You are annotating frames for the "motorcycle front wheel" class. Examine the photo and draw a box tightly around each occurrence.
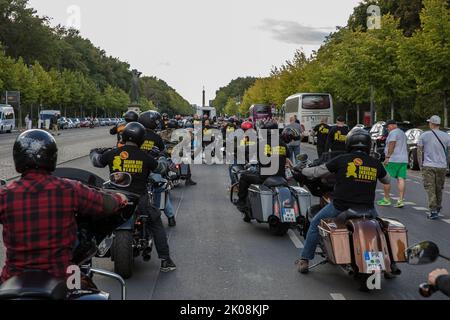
[113,230,134,279]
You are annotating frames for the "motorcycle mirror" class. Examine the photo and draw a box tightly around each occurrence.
[405,241,440,265]
[297,154,308,162]
[109,172,132,188]
[0,179,6,186]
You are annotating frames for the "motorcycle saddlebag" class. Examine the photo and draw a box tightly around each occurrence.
[318,219,352,265]
[290,186,312,217]
[248,185,273,222]
[378,218,408,262]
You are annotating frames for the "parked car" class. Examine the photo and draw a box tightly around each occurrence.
[70,118,81,128]
[58,117,69,130]
[66,118,75,129]
[405,128,423,170]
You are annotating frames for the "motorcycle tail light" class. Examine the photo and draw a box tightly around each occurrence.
[294,202,299,215]
[274,201,280,217]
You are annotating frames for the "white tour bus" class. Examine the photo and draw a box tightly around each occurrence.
[284,93,334,143]
[0,104,15,133]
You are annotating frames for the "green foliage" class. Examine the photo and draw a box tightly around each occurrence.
[0,0,190,119]
[241,0,450,125]
[140,76,191,116]
[211,77,257,114]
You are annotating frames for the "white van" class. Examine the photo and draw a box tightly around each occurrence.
[39,110,61,130]
[0,105,15,133]
[196,106,216,119]
[283,93,334,142]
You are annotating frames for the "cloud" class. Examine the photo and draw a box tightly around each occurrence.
[158,61,171,67]
[259,19,333,45]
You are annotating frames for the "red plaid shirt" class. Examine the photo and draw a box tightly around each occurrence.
[0,170,121,282]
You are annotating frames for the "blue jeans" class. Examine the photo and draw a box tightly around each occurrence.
[153,187,175,219]
[301,203,378,260]
[289,145,301,165]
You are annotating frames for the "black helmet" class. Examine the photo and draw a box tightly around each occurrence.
[123,110,139,123]
[13,129,58,173]
[185,122,194,129]
[346,129,371,154]
[281,127,301,144]
[162,113,169,119]
[168,119,179,129]
[139,110,161,130]
[122,122,146,147]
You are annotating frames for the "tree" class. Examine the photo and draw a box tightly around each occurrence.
[211,77,257,113]
[400,0,450,126]
[224,97,239,116]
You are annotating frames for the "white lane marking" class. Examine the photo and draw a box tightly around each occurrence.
[330,293,346,300]
[413,207,429,211]
[444,191,450,195]
[404,202,416,206]
[443,219,450,224]
[288,229,304,249]
[376,189,383,192]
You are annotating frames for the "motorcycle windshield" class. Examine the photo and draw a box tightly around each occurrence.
[53,167,106,187]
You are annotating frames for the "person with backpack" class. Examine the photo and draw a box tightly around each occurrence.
[417,115,450,220]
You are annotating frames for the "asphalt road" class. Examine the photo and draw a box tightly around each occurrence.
[1,130,449,300]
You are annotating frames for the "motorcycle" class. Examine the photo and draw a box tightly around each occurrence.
[106,173,154,280]
[406,241,450,298]
[0,169,130,300]
[230,163,311,236]
[294,153,409,291]
[55,167,152,280]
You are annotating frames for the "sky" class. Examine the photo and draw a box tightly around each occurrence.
[28,0,362,106]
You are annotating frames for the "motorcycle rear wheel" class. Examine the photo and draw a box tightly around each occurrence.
[269,222,289,236]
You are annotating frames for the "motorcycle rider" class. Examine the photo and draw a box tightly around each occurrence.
[110,110,139,147]
[91,122,177,272]
[161,113,170,130]
[139,111,178,227]
[236,122,293,215]
[228,120,255,185]
[295,129,391,274]
[0,130,128,283]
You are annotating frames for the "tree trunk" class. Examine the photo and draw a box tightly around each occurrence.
[370,85,375,125]
[444,91,448,128]
[390,101,394,120]
[356,105,360,124]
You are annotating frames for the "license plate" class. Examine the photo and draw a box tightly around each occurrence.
[285,168,293,179]
[364,251,385,272]
[283,208,296,223]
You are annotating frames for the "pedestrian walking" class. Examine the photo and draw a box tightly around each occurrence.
[377,120,408,208]
[313,117,330,158]
[417,115,450,220]
[24,114,32,130]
